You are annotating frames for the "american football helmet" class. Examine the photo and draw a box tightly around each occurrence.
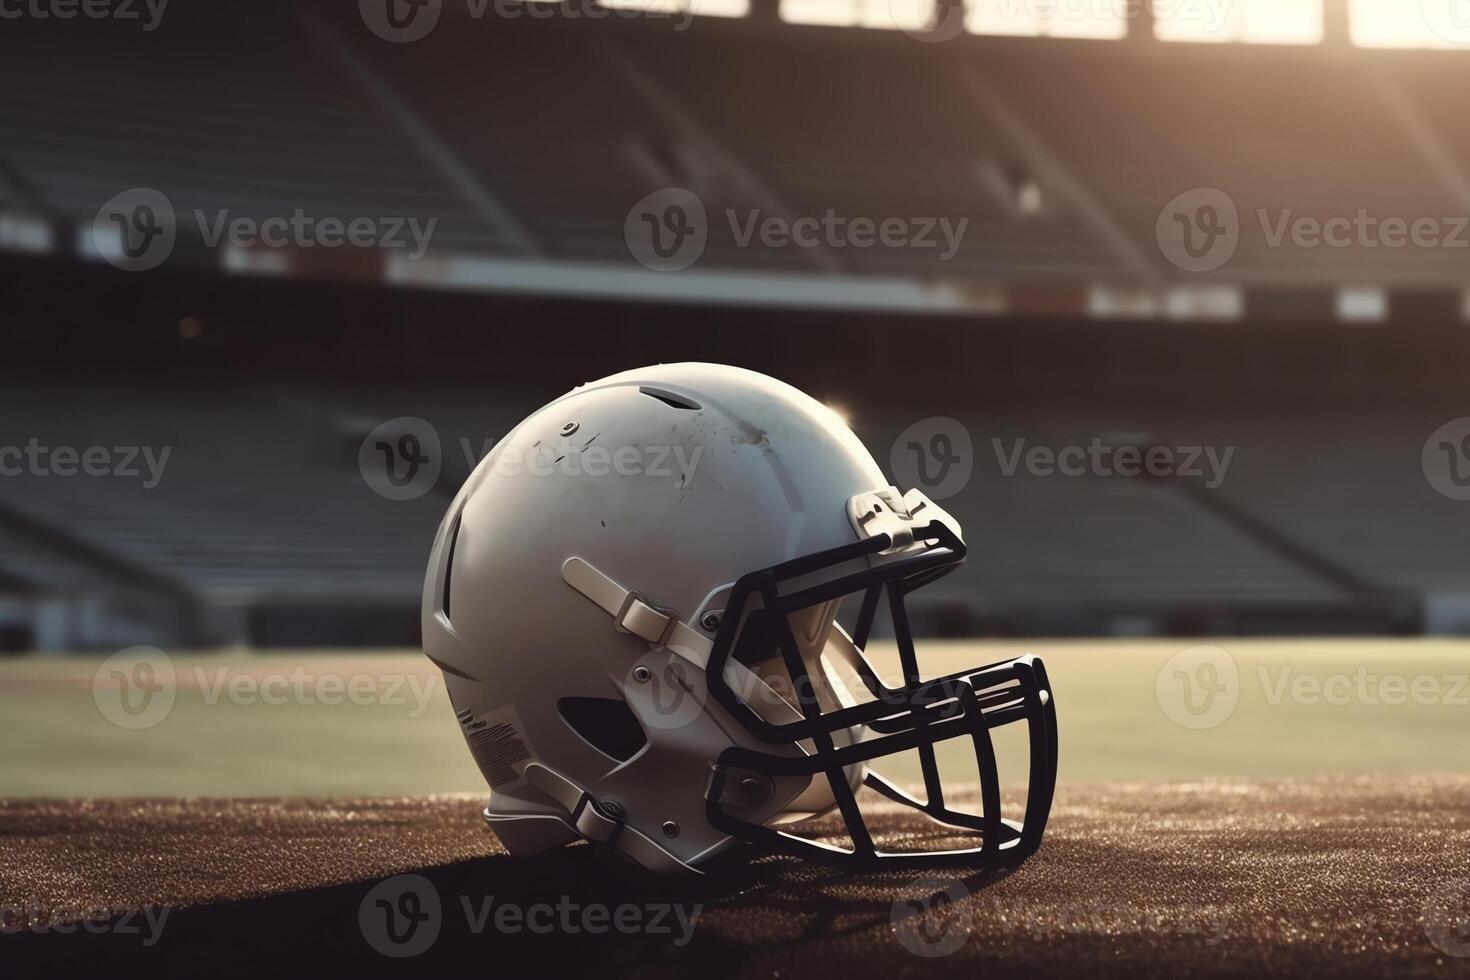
[422,363,1056,872]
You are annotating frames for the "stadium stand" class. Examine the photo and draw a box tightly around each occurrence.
[6,8,1470,297]
[0,372,1446,649]
[3,4,1468,648]
[0,381,447,649]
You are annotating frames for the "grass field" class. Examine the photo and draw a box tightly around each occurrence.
[6,639,1470,978]
[3,638,1468,796]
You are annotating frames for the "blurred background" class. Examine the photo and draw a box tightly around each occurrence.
[2,0,1470,792]
[5,0,1470,651]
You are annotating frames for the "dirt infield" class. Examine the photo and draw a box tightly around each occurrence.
[4,777,1470,978]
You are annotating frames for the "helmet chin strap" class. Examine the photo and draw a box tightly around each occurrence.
[558,555,869,842]
[561,556,712,670]
[517,761,702,874]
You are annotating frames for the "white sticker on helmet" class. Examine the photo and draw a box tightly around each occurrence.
[458,704,533,790]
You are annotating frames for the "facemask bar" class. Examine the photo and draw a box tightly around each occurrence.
[703,520,1058,868]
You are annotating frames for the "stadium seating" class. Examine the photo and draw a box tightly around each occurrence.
[0,379,1449,649]
[2,8,1466,648]
[5,9,1470,292]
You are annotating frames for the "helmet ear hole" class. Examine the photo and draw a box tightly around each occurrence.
[557,697,648,762]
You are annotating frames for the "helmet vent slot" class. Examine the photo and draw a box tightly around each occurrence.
[639,386,701,411]
[557,697,647,762]
[440,513,462,623]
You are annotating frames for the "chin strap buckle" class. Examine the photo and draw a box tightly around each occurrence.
[560,556,712,669]
[562,556,675,645]
[571,794,623,845]
[526,762,622,844]
[611,589,676,646]
[523,761,699,874]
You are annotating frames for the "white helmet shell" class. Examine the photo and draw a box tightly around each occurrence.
[422,363,1056,872]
